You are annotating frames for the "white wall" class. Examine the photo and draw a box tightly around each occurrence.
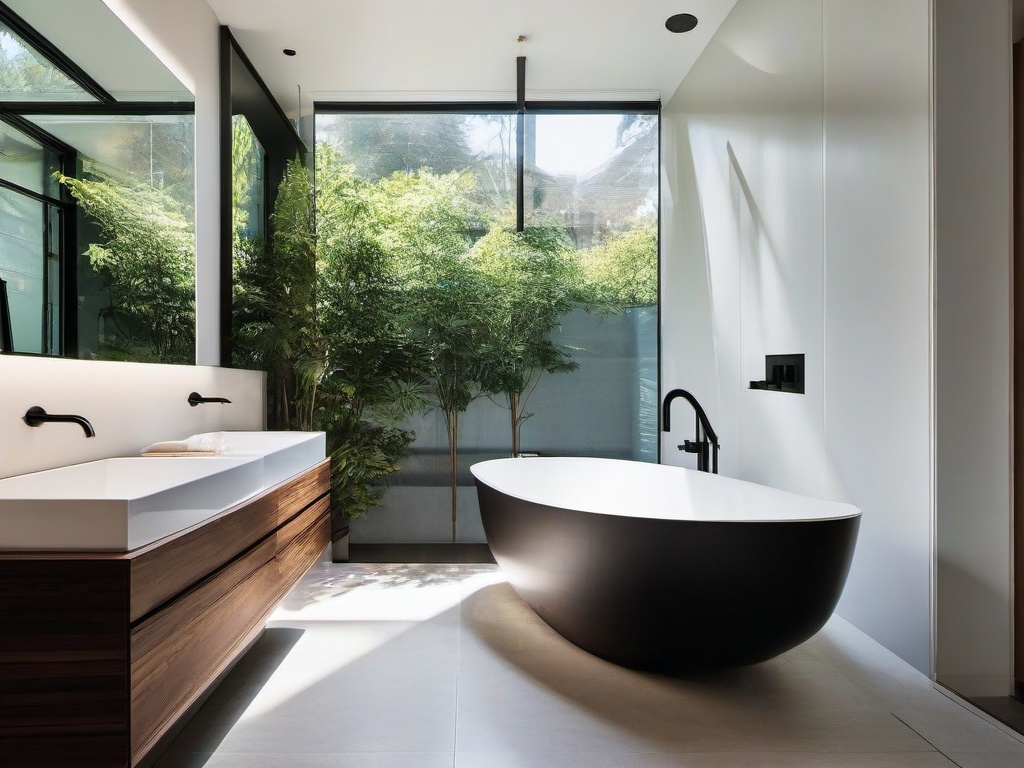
[102,0,223,365]
[663,0,934,673]
[822,0,932,675]
[933,0,1014,697]
[0,357,263,479]
[662,0,828,498]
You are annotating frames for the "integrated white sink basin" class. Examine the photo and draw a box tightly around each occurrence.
[0,457,262,551]
[220,431,327,486]
[0,431,326,552]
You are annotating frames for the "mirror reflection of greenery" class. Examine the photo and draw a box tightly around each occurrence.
[232,155,316,432]
[0,26,89,98]
[232,134,657,530]
[58,167,195,364]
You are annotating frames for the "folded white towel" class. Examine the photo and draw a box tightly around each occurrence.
[141,432,229,456]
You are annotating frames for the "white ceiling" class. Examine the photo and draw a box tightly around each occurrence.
[206,0,738,114]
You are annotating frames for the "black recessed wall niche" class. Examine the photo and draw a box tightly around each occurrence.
[750,353,806,394]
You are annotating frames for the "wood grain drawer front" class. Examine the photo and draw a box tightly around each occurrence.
[0,560,130,767]
[129,497,329,764]
[130,460,330,621]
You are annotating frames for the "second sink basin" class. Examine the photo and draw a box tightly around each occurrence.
[219,431,327,486]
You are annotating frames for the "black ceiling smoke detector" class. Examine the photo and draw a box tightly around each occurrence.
[665,13,699,33]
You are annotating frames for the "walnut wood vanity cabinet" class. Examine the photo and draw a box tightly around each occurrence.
[0,459,331,767]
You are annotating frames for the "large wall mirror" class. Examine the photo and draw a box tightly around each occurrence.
[220,28,307,425]
[0,0,196,363]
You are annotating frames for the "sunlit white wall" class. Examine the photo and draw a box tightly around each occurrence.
[662,0,933,673]
[0,356,264,479]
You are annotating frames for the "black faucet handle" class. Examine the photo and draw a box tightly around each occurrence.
[679,440,702,454]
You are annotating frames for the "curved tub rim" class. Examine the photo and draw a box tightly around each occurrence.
[470,456,862,524]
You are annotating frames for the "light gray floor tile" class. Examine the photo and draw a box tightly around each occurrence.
[945,753,1024,768]
[159,752,454,768]
[456,581,931,753]
[157,563,1024,766]
[455,752,960,768]
[892,704,1024,754]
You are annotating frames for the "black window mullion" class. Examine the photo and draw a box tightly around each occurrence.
[0,176,67,208]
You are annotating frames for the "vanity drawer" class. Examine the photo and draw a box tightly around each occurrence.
[129,459,330,621]
[129,494,329,763]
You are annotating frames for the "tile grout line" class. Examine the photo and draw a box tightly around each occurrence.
[453,575,462,768]
[890,713,965,767]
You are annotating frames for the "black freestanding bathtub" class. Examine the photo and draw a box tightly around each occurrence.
[471,457,861,673]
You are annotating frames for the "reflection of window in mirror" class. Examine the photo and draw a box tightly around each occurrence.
[232,115,266,244]
[0,0,195,364]
[0,120,65,355]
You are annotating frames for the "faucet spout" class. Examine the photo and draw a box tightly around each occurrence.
[23,406,96,438]
[188,392,232,407]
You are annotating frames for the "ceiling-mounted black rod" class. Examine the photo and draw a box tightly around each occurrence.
[517,56,526,111]
[516,54,526,232]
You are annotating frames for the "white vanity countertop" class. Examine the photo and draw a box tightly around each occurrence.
[0,431,327,552]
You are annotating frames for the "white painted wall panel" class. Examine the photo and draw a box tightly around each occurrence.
[662,0,827,494]
[823,0,932,675]
[933,0,1014,696]
[663,0,934,674]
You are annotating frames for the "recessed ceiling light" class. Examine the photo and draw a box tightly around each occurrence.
[283,48,297,56]
[665,13,698,33]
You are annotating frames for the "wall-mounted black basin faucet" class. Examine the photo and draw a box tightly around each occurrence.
[188,392,232,407]
[23,406,96,438]
[662,389,719,474]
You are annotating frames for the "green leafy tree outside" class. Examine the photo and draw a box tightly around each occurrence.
[472,222,584,456]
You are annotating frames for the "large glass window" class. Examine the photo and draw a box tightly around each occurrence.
[524,112,660,462]
[313,107,658,543]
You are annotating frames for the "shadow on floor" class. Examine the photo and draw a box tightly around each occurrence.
[460,581,878,743]
[150,627,305,767]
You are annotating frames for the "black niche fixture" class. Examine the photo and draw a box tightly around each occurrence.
[750,354,806,394]
[283,48,296,56]
[665,13,699,34]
